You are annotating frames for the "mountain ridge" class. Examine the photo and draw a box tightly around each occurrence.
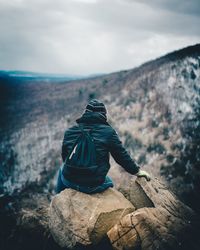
[1,43,199,83]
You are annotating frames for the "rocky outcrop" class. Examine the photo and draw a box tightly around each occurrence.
[49,188,135,249]
[107,177,199,250]
[14,177,199,250]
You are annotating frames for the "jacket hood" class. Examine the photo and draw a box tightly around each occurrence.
[76,111,109,125]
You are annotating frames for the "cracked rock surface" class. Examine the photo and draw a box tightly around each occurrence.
[49,188,135,249]
[107,177,199,250]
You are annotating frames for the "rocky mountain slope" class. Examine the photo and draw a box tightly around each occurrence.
[0,43,200,213]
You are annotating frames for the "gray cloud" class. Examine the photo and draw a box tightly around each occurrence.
[0,0,199,75]
[131,0,200,16]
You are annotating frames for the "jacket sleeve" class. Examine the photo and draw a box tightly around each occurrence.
[108,129,140,175]
[61,131,68,162]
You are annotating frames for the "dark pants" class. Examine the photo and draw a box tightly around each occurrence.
[56,166,114,194]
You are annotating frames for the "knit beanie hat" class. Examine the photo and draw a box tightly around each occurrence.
[85,99,107,118]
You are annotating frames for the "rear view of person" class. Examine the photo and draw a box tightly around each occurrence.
[56,99,150,194]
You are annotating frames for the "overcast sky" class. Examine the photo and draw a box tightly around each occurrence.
[0,0,200,75]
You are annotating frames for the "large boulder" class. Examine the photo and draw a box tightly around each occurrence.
[49,187,135,249]
[107,177,199,250]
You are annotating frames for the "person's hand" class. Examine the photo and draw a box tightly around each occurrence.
[136,170,151,181]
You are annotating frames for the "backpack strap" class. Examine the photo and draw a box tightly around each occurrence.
[79,123,85,133]
[78,124,94,143]
[78,124,93,135]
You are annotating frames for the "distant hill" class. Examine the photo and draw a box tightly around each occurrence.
[0,70,87,83]
[0,43,200,213]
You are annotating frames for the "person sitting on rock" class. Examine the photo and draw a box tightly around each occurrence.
[56,99,150,194]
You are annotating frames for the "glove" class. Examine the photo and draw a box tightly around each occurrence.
[136,170,151,181]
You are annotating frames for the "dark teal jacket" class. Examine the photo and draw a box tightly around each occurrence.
[61,112,140,187]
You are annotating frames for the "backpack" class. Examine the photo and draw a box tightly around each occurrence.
[62,125,98,179]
